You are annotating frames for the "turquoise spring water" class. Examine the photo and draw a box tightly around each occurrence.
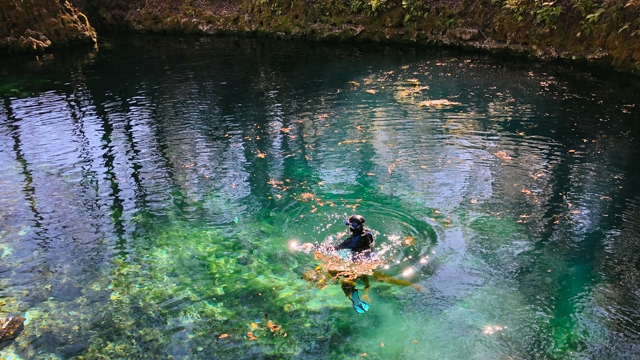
[1,35,640,359]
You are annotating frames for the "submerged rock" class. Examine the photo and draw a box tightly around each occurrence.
[0,316,25,345]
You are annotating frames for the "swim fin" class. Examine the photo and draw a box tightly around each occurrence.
[351,289,370,313]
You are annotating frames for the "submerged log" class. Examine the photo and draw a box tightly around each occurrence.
[0,316,25,343]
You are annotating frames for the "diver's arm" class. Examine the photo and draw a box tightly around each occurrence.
[301,232,352,251]
[332,234,356,251]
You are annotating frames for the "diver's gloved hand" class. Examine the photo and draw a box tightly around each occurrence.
[299,243,316,253]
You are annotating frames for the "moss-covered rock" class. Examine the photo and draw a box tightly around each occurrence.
[76,0,637,72]
[4,0,640,73]
[0,0,97,53]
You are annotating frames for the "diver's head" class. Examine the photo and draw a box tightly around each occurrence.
[346,214,365,234]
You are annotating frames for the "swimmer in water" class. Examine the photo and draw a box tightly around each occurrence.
[301,215,374,313]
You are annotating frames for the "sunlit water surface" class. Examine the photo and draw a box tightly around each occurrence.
[2,35,640,359]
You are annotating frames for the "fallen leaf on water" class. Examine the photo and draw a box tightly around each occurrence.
[267,321,281,332]
[418,99,462,107]
[571,210,580,214]
[407,78,420,85]
[471,199,477,203]
[360,354,367,357]
[219,334,229,338]
[251,323,258,329]
[381,343,384,347]
[366,173,376,176]
[247,332,258,340]
[348,81,360,86]
[365,89,378,94]
[494,151,512,160]
[257,150,266,158]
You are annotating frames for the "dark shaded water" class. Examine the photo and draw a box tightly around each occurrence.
[1,35,640,359]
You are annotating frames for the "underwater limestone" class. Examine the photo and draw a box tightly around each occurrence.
[0,316,25,345]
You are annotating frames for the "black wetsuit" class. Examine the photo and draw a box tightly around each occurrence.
[333,230,375,253]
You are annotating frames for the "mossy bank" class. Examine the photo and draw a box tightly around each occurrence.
[2,0,640,72]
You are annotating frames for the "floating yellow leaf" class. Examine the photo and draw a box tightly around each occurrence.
[348,81,360,86]
[251,323,258,329]
[494,151,512,160]
[219,334,229,338]
[403,237,415,246]
[418,99,462,107]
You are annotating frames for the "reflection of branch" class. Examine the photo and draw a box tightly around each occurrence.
[3,99,44,230]
[381,160,402,190]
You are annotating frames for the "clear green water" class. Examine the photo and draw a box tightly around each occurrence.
[1,35,640,359]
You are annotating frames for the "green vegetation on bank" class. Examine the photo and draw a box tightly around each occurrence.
[1,0,639,71]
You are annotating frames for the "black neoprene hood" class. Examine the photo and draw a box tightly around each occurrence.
[348,214,365,226]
